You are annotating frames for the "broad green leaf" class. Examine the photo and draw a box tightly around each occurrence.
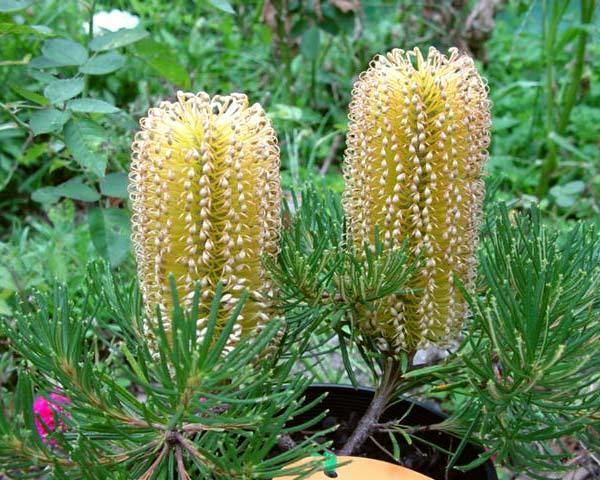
[29,55,65,68]
[89,27,149,52]
[31,186,60,203]
[27,70,56,84]
[10,84,49,105]
[55,176,100,202]
[301,26,320,61]
[550,181,586,208]
[79,51,126,75]
[131,39,190,88]
[0,0,33,12]
[63,119,107,177]
[19,142,46,165]
[29,108,70,135]
[208,0,235,14]
[67,98,120,113]
[89,207,130,266]
[0,23,53,36]
[554,195,576,208]
[43,78,84,104]
[41,38,88,66]
[32,177,99,203]
[560,181,585,195]
[100,172,128,198]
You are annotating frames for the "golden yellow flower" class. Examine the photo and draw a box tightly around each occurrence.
[129,92,281,343]
[343,47,491,352]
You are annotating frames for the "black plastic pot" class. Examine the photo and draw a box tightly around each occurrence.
[296,385,497,480]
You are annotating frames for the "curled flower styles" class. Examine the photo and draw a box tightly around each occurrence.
[343,47,491,352]
[130,92,281,344]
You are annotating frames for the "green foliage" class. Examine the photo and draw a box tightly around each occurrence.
[1,1,599,478]
[271,188,600,477]
[486,1,598,216]
[0,264,328,479]
[268,187,418,380]
[0,200,104,315]
[452,205,599,476]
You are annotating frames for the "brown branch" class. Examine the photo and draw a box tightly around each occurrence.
[339,358,403,455]
[176,446,191,480]
[277,434,297,451]
[139,442,169,480]
[319,134,342,176]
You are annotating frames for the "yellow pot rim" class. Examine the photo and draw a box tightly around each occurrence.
[278,455,433,479]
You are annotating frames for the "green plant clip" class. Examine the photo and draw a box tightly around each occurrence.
[323,451,337,473]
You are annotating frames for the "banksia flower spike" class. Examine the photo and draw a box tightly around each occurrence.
[130,92,281,344]
[343,47,491,353]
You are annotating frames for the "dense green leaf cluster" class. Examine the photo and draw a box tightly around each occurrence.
[1,1,598,478]
[270,190,600,477]
[268,187,418,378]
[447,206,599,476]
[0,264,328,479]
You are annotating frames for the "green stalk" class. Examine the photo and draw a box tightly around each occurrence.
[537,0,595,197]
[538,0,561,198]
[556,0,595,134]
[274,0,294,101]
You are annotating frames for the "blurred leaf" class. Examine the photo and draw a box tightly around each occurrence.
[100,172,128,199]
[88,207,130,266]
[492,115,520,131]
[89,27,149,52]
[131,38,190,88]
[43,78,84,104]
[79,51,126,75]
[41,38,88,66]
[269,104,320,123]
[27,69,56,84]
[550,181,586,208]
[67,98,120,113]
[0,23,53,36]
[320,3,356,35]
[31,186,60,203]
[560,181,585,195]
[63,119,107,177]
[55,176,100,202]
[29,55,65,68]
[0,0,33,12]
[19,143,46,165]
[301,26,320,61]
[32,177,100,204]
[548,131,588,161]
[208,0,235,14]
[29,108,70,135]
[9,84,49,105]
[554,195,576,208]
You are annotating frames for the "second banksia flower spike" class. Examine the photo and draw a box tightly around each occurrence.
[130,92,281,343]
[343,47,491,353]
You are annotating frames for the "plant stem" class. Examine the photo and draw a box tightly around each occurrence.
[557,0,595,134]
[537,0,595,197]
[537,0,560,198]
[339,357,402,456]
[88,0,97,42]
[274,0,294,101]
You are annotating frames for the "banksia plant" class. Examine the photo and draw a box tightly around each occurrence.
[343,47,491,353]
[129,91,281,343]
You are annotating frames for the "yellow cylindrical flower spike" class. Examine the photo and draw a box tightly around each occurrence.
[130,91,281,343]
[343,47,491,353]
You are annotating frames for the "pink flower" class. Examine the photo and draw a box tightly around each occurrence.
[33,393,71,444]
